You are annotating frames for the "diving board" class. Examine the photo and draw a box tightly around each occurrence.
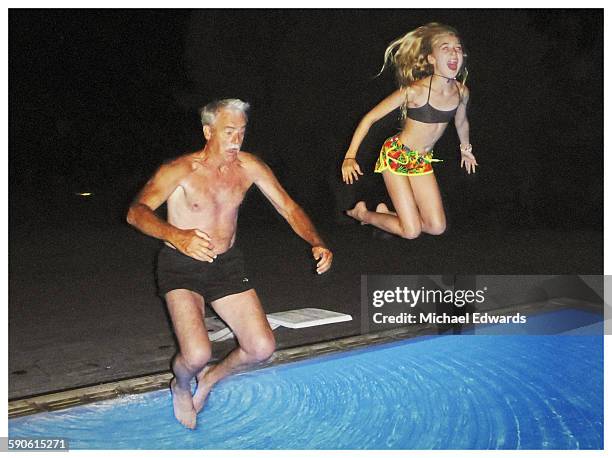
[266,308,353,329]
[205,308,353,341]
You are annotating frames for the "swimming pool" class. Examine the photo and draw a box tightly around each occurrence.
[9,308,603,449]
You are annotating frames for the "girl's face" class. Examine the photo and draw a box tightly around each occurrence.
[427,33,464,79]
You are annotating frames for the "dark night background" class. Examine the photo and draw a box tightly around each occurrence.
[8,9,604,397]
[10,9,603,230]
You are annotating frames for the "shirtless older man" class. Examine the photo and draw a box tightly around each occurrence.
[127,99,333,429]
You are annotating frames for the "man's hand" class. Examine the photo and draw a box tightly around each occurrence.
[171,228,216,262]
[312,246,333,275]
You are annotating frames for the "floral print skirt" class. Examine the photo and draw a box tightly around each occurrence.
[374,135,442,176]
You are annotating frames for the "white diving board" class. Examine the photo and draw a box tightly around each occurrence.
[266,308,353,329]
[205,308,353,342]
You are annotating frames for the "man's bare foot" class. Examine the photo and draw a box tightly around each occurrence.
[193,365,214,414]
[346,201,368,224]
[375,202,397,216]
[170,378,197,429]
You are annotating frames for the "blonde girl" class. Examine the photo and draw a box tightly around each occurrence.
[342,23,477,238]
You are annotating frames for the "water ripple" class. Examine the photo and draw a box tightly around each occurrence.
[9,335,603,449]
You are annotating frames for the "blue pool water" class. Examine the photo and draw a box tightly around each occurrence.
[9,310,603,449]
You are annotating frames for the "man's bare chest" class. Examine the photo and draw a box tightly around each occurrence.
[180,170,252,212]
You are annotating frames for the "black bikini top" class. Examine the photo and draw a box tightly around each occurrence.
[405,75,460,124]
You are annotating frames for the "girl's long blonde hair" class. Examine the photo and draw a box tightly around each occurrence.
[380,22,468,89]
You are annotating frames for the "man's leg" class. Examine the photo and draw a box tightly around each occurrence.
[193,289,275,413]
[165,289,212,429]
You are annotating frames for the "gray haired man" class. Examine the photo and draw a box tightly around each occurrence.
[127,99,333,429]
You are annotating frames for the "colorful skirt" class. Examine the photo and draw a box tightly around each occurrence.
[374,135,442,176]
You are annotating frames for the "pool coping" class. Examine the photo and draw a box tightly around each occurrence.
[8,298,602,418]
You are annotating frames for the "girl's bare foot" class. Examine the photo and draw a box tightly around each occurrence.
[375,202,396,216]
[346,201,368,224]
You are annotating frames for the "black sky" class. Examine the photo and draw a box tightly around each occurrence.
[9,9,603,229]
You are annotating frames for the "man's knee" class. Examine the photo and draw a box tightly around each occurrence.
[181,345,212,372]
[243,334,276,363]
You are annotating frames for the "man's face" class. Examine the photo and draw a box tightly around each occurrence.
[205,108,247,161]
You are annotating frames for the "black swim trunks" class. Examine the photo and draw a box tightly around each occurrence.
[156,244,252,302]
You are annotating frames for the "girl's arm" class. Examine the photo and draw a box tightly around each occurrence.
[454,85,477,174]
[454,85,470,146]
[344,88,406,159]
[342,88,407,184]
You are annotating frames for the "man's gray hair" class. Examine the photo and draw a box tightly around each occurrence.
[199,99,250,127]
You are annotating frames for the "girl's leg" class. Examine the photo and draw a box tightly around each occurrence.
[347,172,422,238]
[346,171,445,238]
[407,172,446,235]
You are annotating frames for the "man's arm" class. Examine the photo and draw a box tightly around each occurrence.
[126,159,216,262]
[246,155,333,274]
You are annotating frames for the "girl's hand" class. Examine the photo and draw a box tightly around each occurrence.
[342,158,363,184]
[460,144,478,174]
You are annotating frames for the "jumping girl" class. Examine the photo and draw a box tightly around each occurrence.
[342,23,477,238]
